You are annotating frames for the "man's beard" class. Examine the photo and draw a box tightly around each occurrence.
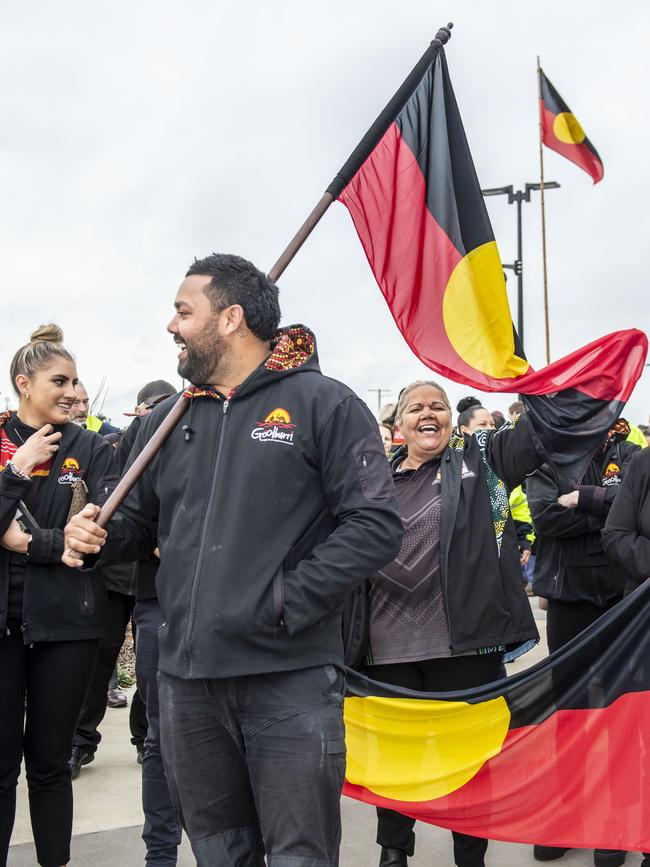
[177,333,226,385]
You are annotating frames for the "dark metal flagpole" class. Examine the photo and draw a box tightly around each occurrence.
[96,23,454,528]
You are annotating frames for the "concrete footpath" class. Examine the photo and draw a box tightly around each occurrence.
[8,601,645,866]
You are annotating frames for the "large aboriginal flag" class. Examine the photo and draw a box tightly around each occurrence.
[540,68,604,183]
[326,40,646,484]
[344,581,650,851]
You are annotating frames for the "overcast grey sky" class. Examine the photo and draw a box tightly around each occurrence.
[1,1,648,425]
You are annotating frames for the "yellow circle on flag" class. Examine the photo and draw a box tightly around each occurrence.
[442,241,528,379]
[344,694,511,802]
[553,112,586,144]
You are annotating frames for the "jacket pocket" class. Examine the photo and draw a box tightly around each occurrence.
[353,435,394,500]
[77,573,95,616]
[342,581,370,670]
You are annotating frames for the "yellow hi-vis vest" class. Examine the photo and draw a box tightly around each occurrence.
[626,423,648,450]
[509,485,535,545]
[86,415,103,433]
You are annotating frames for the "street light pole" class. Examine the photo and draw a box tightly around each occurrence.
[481,181,560,353]
[368,388,391,418]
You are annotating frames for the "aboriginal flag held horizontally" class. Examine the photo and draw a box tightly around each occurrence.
[326,30,646,485]
[343,580,650,851]
[539,67,604,183]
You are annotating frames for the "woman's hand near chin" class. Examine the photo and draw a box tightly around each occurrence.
[1,519,30,554]
[12,425,62,475]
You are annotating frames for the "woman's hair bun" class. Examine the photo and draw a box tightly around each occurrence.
[30,324,64,345]
[456,396,482,414]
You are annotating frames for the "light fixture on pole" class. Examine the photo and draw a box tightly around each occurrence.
[481,181,560,353]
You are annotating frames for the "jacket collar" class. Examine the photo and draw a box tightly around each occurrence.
[182,325,320,403]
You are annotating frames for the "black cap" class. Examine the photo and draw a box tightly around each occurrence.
[136,380,177,407]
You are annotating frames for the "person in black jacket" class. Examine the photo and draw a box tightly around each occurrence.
[69,382,176,785]
[117,380,182,866]
[602,446,650,594]
[365,380,541,867]
[601,446,650,867]
[0,325,116,867]
[527,422,639,866]
[62,254,403,867]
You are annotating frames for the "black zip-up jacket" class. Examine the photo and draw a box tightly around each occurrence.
[402,419,543,652]
[601,447,650,594]
[115,415,158,600]
[344,416,544,667]
[92,327,403,679]
[0,417,117,642]
[528,437,638,605]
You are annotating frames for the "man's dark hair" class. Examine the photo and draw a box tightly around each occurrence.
[186,253,281,341]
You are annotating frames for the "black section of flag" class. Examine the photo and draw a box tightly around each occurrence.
[395,52,494,256]
[523,391,625,486]
[346,579,650,727]
[540,69,602,163]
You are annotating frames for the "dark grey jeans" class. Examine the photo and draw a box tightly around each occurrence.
[134,598,182,865]
[158,664,346,867]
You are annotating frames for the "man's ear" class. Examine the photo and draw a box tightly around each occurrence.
[219,304,245,336]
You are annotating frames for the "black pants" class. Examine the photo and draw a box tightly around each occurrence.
[129,686,148,749]
[73,590,134,752]
[158,665,346,867]
[0,628,97,867]
[134,598,181,865]
[546,597,618,654]
[367,655,503,867]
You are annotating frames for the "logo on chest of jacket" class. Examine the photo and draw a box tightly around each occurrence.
[251,407,297,446]
[58,457,85,485]
[461,461,476,480]
[602,461,622,486]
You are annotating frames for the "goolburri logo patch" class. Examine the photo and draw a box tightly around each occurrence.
[58,457,85,485]
[602,462,622,487]
[251,408,296,446]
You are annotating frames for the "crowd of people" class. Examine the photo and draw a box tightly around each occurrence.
[0,253,649,867]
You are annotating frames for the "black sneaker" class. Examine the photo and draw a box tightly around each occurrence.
[68,745,94,780]
[594,851,626,867]
[533,846,570,861]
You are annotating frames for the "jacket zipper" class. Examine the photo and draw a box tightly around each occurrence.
[441,453,455,651]
[183,397,230,677]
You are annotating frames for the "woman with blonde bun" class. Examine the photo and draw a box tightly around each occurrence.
[0,325,116,867]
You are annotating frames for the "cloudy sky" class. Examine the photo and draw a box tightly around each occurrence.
[1,1,648,426]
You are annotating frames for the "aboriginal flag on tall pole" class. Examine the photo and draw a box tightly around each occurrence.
[325,30,646,485]
[539,65,604,183]
[344,580,650,851]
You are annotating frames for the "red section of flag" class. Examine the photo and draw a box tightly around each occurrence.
[340,122,465,377]
[344,691,650,851]
[512,329,646,402]
[541,103,604,184]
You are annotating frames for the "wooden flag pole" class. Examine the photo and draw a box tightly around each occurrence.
[96,23,455,529]
[537,55,552,365]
